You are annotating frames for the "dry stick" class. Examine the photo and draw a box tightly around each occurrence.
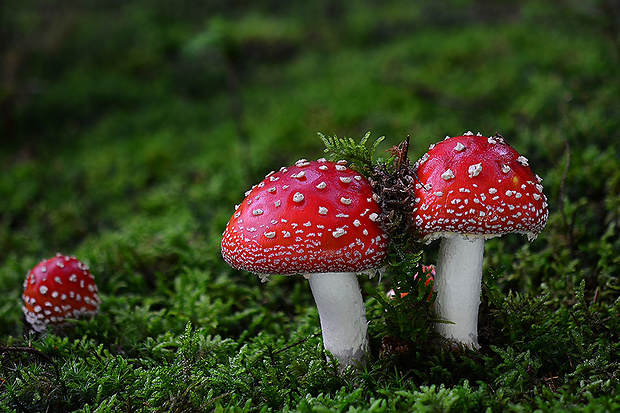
[273,332,322,355]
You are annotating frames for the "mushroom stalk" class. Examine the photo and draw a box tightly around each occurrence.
[307,272,369,370]
[433,235,484,349]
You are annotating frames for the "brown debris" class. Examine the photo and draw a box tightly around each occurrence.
[369,136,419,247]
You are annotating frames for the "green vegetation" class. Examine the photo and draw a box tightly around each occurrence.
[1,0,619,411]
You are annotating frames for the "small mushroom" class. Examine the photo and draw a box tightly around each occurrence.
[22,254,101,332]
[412,132,548,349]
[221,158,388,370]
[387,264,435,301]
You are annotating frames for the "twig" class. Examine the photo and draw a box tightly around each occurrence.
[273,332,322,355]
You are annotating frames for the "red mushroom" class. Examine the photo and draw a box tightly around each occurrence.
[412,132,548,348]
[22,254,101,333]
[221,158,388,370]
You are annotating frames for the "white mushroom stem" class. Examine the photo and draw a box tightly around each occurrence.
[307,272,369,371]
[433,235,484,349]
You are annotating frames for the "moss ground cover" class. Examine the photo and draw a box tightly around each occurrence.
[1,0,619,411]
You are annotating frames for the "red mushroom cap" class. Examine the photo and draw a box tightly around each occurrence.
[22,254,101,332]
[412,132,549,242]
[221,159,388,276]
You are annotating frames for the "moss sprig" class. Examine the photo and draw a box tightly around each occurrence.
[319,131,386,177]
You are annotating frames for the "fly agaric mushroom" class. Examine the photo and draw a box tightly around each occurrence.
[22,254,101,332]
[412,132,548,349]
[221,158,388,370]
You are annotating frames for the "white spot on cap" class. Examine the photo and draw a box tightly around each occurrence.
[54,276,62,284]
[501,164,511,173]
[319,165,328,171]
[253,209,264,216]
[293,192,305,202]
[275,200,281,207]
[454,142,466,151]
[316,182,327,189]
[264,231,276,239]
[340,197,352,205]
[517,156,529,166]
[332,228,347,238]
[353,219,361,227]
[489,188,498,194]
[335,165,347,171]
[369,213,379,222]
[318,207,328,215]
[39,285,48,295]
[488,136,497,144]
[468,163,482,178]
[340,177,352,184]
[441,169,455,180]
[292,171,306,179]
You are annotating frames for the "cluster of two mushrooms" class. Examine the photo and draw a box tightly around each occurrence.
[220,133,548,370]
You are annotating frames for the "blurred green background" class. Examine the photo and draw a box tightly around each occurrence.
[1,0,619,411]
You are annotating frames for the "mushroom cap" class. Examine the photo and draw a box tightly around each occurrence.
[22,254,101,332]
[412,132,549,242]
[221,159,388,275]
